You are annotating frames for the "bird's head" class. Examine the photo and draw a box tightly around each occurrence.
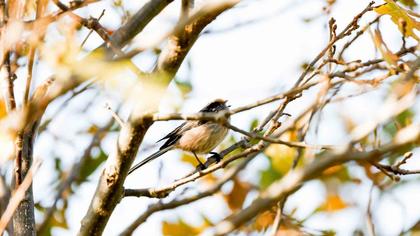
[200,99,230,112]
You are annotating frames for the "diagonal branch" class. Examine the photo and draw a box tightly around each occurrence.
[214,125,419,235]
[121,158,251,235]
[156,0,240,76]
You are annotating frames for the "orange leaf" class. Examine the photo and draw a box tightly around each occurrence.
[254,210,276,231]
[224,178,252,211]
[362,163,386,186]
[276,228,303,236]
[320,194,348,212]
[0,99,6,118]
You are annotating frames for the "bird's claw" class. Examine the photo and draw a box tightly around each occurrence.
[196,163,206,171]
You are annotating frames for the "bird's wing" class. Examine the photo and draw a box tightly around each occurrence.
[157,122,186,143]
[157,121,197,150]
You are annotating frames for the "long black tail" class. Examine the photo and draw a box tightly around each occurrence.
[128,146,173,175]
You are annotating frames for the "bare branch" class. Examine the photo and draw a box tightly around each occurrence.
[295,2,375,86]
[120,158,251,235]
[214,126,419,235]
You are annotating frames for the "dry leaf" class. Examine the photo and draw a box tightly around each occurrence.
[224,178,252,211]
[375,0,420,41]
[371,29,399,66]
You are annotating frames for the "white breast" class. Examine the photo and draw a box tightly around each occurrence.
[176,123,228,154]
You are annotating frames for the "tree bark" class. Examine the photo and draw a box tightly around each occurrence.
[78,117,153,235]
[12,124,37,236]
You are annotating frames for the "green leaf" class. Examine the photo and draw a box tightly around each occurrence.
[76,148,107,185]
[259,156,283,189]
[249,118,259,131]
[383,109,414,136]
[175,79,193,96]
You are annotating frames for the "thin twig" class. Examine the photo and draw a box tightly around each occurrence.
[105,103,125,128]
[295,2,375,87]
[366,185,376,236]
[80,9,106,48]
[121,158,251,235]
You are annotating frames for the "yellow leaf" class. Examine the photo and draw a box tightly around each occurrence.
[162,218,210,236]
[374,0,420,41]
[265,144,297,175]
[320,194,348,212]
[87,125,99,134]
[264,131,301,175]
[224,178,252,211]
[180,153,205,167]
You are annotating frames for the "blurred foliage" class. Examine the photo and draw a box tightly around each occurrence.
[162,217,212,236]
[321,165,360,184]
[383,109,414,137]
[253,209,276,231]
[398,0,418,8]
[318,194,348,212]
[0,0,418,235]
[259,131,301,189]
[371,29,399,66]
[174,79,193,97]
[0,99,6,118]
[35,200,69,235]
[76,147,107,185]
[259,157,284,190]
[180,153,205,167]
[223,177,252,211]
[374,0,420,41]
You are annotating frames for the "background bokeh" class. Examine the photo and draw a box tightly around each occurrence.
[2,0,417,235]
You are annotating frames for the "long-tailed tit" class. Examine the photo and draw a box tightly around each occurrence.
[128,99,230,175]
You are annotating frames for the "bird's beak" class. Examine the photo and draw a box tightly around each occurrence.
[223,100,231,107]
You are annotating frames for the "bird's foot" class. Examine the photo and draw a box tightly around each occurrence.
[196,163,207,171]
[209,152,222,163]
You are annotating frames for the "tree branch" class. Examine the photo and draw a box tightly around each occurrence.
[214,125,419,235]
[78,2,240,234]
[78,115,153,235]
[121,158,251,235]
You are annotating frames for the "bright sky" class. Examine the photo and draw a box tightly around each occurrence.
[25,0,420,235]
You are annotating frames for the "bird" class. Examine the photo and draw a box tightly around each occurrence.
[128,99,230,175]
